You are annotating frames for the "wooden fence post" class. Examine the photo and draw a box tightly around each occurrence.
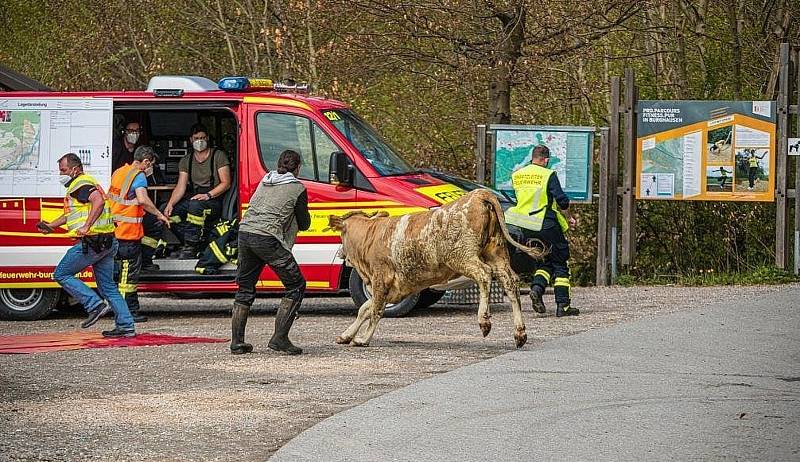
[596,128,611,285]
[621,69,637,267]
[776,43,790,269]
[475,124,487,184]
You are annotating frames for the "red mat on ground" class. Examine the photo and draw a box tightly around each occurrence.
[0,331,227,354]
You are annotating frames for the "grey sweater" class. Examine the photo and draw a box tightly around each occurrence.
[240,171,311,251]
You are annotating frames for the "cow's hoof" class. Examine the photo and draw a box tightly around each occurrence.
[514,332,528,348]
[335,335,352,344]
[480,322,492,337]
[351,340,370,347]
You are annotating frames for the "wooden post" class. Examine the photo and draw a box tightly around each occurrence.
[621,69,637,267]
[795,47,800,275]
[596,128,611,285]
[475,125,487,184]
[609,77,621,281]
[776,43,790,269]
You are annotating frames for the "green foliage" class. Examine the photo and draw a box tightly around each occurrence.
[614,266,799,286]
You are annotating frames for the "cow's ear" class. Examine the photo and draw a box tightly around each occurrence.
[370,211,389,219]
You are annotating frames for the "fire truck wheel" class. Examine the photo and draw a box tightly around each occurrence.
[0,288,61,321]
[348,270,419,318]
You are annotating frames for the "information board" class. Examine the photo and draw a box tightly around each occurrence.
[636,100,776,201]
[0,98,113,197]
[491,125,594,203]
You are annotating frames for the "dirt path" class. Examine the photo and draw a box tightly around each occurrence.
[0,284,787,461]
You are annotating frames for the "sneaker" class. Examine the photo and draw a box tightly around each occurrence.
[556,304,580,317]
[80,302,112,328]
[529,285,546,314]
[102,327,136,338]
[131,313,148,323]
[141,263,160,272]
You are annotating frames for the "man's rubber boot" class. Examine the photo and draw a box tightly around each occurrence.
[530,284,546,313]
[230,302,253,354]
[556,303,580,317]
[268,297,303,355]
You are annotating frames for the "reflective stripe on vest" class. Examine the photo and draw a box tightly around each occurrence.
[63,174,115,234]
[109,164,145,240]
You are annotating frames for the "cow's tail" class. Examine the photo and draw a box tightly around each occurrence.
[482,192,547,260]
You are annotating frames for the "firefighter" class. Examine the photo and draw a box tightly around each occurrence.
[231,150,310,355]
[108,146,171,323]
[504,145,579,317]
[195,219,238,275]
[162,123,231,259]
[38,153,135,337]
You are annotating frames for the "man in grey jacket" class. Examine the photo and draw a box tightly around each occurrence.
[231,150,311,355]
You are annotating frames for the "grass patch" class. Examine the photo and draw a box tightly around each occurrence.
[613,266,800,286]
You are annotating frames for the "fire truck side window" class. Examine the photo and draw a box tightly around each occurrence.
[256,112,341,184]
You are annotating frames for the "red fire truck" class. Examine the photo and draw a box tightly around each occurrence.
[0,76,503,320]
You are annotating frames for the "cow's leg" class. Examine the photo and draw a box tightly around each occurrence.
[336,298,372,344]
[484,244,528,348]
[454,261,494,337]
[493,263,527,348]
[352,289,387,347]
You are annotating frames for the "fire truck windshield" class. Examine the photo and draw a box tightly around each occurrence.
[323,109,415,176]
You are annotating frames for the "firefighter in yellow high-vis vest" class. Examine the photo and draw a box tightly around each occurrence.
[38,153,136,336]
[505,145,579,317]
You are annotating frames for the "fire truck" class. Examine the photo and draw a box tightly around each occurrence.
[0,76,506,321]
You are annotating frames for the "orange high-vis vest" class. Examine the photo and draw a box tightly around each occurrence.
[108,164,145,240]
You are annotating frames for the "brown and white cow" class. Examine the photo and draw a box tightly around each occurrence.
[327,189,545,348]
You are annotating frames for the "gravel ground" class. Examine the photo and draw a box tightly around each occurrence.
[0,284,790,461]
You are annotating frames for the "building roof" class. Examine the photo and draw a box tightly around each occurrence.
[0,64,50,91]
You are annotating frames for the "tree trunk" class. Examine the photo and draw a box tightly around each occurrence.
[726,0,742,99]
[488,5,525,124]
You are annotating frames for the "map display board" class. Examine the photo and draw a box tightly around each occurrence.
[636,100,776,201]
[491,125,594,203]
[0,98,113,197]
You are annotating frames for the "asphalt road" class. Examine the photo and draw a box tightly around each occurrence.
[271,286,800,461]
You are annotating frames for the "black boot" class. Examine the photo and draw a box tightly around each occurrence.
[556,303,580,317]
[530,284,546,313]
[179,242,199,259]
[230,302,253,354]
[268,297,303,355]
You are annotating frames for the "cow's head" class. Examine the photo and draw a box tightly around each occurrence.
[326,210,389,232]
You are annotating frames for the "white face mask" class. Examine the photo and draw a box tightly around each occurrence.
[144,166,154,176]
[193,139,208,152]
[125,132,140,144]
[59,174,72,186]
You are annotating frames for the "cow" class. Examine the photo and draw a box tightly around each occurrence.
[326,189,546,349]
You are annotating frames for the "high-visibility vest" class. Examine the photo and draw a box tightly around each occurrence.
[108,164,145,240]
[63,173,115,235]
[504,163,567,232]
[749,156,758,168]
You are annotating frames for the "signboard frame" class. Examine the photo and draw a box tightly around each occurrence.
[636,100,776,202]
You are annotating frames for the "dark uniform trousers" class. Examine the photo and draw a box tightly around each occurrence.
[235,231,306,307]
[141,213,166,266]
[168,196,222,246]
[508,223,571,306]
[114,239,143,315]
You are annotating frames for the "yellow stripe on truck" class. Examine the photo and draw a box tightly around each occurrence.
[299,206,427,237]
[243,96,312,111]
[415,184,467,204]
